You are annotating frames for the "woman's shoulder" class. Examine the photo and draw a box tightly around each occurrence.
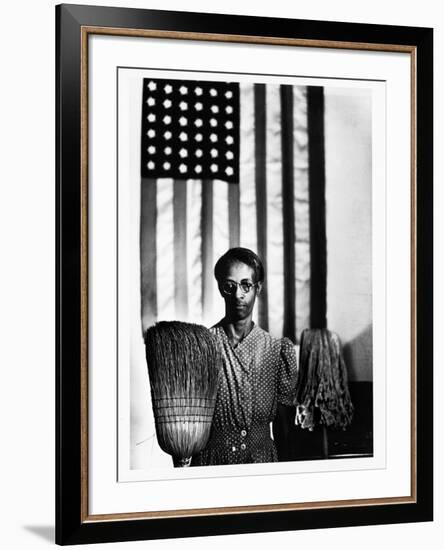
[279,335,297,350]
[253,326,294,350]
[259,330,298,358]
[254,330,298,370]
[253,325,276,342]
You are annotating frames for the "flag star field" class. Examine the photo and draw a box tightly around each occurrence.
[141,78,240,183]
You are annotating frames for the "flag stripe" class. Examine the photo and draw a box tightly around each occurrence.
[228,183,240,248]
[239,84,257,254]
[186,180,203,322]
[254,83,269,331]
[213,180,230,322]
[201,179,214,325]
[293,86,310,341]
[307,86,327,329]
[156,179,175,320]
[239,83,258,326]
[173,180,188,319]
[140,178,157,332]
[266,85,284,338]
[281,85,296,342]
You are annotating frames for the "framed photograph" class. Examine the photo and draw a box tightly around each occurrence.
[56,3,433,545]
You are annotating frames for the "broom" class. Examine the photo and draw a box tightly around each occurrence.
[144,321,221,467]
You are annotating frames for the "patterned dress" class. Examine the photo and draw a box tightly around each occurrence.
[192,323,298,466]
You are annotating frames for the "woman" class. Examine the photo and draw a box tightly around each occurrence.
[192,247,298,466]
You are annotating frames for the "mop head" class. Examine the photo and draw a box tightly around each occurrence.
[294,329,354,431]
[144,321,221,463]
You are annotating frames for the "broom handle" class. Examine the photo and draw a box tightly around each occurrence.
[173,456,192,467]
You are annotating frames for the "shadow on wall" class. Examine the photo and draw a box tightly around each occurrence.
[343,323,373,382]
[23,526,54,543]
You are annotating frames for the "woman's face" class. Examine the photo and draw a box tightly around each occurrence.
[218,261,262,321]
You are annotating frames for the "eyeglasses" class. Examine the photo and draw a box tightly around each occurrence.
[220,280,257,296]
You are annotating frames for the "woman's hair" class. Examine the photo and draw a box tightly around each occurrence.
[214,248,265,283]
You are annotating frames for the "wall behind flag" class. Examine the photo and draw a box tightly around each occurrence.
[325,88,373,382]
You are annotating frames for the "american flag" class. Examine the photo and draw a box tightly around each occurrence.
[140,76,327,343]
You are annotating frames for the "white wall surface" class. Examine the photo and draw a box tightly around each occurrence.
[0,1,441,549]
[325,88,373,381]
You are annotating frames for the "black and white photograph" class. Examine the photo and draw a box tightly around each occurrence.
[0,0,439,546]
[51,2,433,545]
[120,72,376,475]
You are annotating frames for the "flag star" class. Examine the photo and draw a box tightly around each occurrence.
[225,135,234,145]
[164,84,173,94]
[179,148,188,158]
[195,149,203,158]
[147,81,157,91]
[225,121,233,130]
[210,88,217,97]
[147,113,156,122]
[194,87,203,96]
[164,130,172,140]
[226,150,234,160]
[225,90,233,99]
[164,146,172,155]
[179,163,187,173]
[225,166,234,176]
[179,101,188,111]
[210,164,218,173]
[194,102,203,111]
[195,133,203,142]
[210,133,218,143]
[226,105,233,114]
[194,119,203,127]
[146,97,155,106]
[179,85,188,95]
[163,161,171,170]
[211,105,219,114]
[163,115,172,125]
[179,117,188,126]
[147,129,156,138]
[147,161,155,169]
[163,99,172,108]
[179,132,188,142]
[195,165,202,174]
[147,145,156,154]
[210,148,218,158]
[210,118,218,127]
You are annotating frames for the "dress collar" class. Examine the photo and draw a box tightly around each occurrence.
[216,321,257,350]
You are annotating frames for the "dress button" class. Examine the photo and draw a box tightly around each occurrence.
[240,443,246,451]
[241,429,247,437]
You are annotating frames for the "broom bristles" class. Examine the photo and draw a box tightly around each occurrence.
[144,321,222,461]
[145,321,220,398]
